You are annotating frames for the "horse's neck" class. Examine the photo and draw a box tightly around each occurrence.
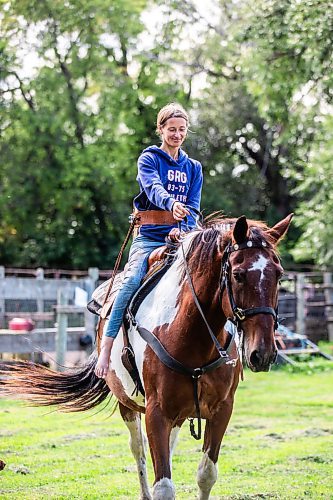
[149,255,227,357]
[136,248,226,331]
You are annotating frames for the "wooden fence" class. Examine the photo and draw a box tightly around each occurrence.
[0,267,332,366]
[0,266,98,329]
[0,267,100,369]
[278,271,333,342]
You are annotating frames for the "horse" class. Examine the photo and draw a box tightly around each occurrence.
[0,213,293,499]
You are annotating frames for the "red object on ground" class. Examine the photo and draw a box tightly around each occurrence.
[8,317,35,331]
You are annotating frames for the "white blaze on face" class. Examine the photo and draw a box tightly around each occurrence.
[248,254,268,291]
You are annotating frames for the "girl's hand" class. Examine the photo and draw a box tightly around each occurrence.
[172,202,190,221]
[168,228,184,242]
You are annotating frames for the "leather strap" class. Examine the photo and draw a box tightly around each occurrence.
[136,325,235,377]
[133,210,176,226]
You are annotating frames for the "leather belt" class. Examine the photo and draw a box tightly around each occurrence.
[133,210,176,226]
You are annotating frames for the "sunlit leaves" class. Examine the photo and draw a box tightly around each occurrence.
[291,116,333,266]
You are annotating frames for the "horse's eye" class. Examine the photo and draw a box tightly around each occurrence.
[233,269,246,283]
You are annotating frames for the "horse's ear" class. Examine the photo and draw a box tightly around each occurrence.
[233,215,248,244]
[266,213,294,244]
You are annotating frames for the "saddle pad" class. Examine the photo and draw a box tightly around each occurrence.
[86,267,126,318]
[87,246,176,319]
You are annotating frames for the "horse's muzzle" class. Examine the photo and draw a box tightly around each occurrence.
[248,347,278,372]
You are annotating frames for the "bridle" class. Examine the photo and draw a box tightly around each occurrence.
[219,240,280,333]
[178,211,280,346]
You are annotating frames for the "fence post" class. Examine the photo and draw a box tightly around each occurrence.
[56,289,68,371]
[0,267,5,324]
[87,267,99,294]
[36,268,44,280]
[296,273,306,336]
[35,268,44,330]
[85,268,99,337]
[324,272,333,342]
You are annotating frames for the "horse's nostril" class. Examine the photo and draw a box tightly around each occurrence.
[250,350,262,367]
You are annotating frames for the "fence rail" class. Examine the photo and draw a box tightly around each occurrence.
[0,267,332,364]
[0,327,86,354]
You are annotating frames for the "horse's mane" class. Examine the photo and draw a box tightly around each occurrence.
[178,214,276,270]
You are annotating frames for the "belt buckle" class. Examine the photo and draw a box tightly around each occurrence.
[129,213,140,224]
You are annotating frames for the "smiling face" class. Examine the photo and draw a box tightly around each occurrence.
[159,117,188,150]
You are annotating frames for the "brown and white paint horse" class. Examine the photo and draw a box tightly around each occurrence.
[0,214,293,499]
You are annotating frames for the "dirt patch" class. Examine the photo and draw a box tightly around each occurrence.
[290,427,333,439]
[231,424,267,430]
[264,432,286,441]
[299,455,332,464]
[8,465,31,474]
[0,430,14,437]
[223,493,279,499]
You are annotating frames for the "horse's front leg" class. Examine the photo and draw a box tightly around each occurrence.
[145,403,175,500]
[119,402,152,500]
[197,399,234,500]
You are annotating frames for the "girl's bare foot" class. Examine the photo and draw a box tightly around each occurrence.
[95,337,114,378]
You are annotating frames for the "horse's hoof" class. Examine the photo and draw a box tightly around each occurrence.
[153,477,175,500]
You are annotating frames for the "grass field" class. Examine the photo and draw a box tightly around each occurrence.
[1,361,333,499]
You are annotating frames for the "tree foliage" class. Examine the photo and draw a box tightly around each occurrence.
[291,116,333,266]
[0,0,332,268]
[241,0,333,264]
[0,0,187,267]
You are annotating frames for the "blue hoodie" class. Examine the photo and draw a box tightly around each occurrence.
[134,145,203,242]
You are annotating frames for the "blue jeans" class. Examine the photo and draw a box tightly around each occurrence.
[105,235,163,338]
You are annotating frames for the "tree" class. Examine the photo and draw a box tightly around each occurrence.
[1,0,332,268]
[241,0,333,265]
[159,0,332,266]
[157,1,308,221]
[291,116,333,266]
[0,0,188,267]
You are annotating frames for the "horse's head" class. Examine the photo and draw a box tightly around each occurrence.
[220,214,293,372]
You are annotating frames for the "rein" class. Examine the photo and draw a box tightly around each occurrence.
[175,220,280,439]
[96,216,138,342]
[179,232,232,359]
[176,224,238,439]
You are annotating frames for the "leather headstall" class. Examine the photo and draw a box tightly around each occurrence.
[219,240,279,331]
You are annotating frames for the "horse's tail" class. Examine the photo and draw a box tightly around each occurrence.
[0,353,111,412]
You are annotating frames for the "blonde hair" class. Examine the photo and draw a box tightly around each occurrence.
[156,103,189,136]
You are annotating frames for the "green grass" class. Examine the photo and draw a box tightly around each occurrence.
[1,365,333,499]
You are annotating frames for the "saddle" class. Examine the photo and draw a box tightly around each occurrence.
[86,244,169,319]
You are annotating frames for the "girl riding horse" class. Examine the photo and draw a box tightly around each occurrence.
[95,102,203,378]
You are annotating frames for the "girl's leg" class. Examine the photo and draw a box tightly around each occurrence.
[95,236,161,378]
